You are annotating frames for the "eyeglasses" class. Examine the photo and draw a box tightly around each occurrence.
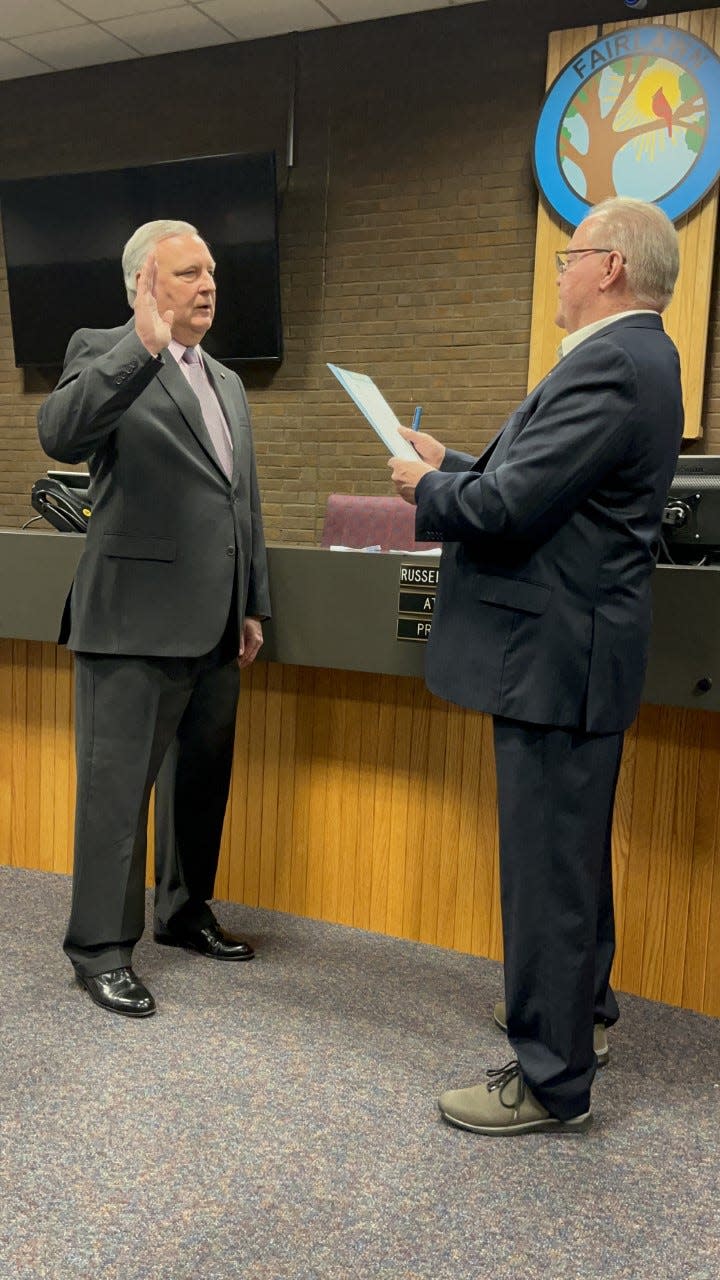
[555,248,618,274]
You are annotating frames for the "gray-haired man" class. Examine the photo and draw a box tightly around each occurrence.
[38,220,270,1017]
[389,198,683,1133]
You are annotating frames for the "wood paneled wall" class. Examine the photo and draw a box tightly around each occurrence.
[1,640,719,1017]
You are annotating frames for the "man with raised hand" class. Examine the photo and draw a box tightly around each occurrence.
[38,220,269,1017]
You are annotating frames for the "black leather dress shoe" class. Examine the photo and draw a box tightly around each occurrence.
[154,922,254,961]
[78,966,156,1017]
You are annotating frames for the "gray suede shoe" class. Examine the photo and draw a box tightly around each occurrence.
[439,1060,592,1136]
[493,1000,609,1066]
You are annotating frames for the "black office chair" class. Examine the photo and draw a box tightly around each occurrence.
[28,471,92,533]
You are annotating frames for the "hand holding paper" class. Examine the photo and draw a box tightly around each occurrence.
[397,424,445,469]
[388,424,445,504]
[327,363,444,503]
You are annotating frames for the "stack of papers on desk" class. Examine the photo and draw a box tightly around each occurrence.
[329,544,382,552]
[328,545,441,555]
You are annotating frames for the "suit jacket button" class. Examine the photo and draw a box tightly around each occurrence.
[226,546,236,556]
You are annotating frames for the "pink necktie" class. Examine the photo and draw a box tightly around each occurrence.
[181,346,234,479]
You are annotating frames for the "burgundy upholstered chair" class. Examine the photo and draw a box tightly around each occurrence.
[320,493,440,552]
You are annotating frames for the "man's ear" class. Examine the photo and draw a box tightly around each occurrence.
[599,251,625,293]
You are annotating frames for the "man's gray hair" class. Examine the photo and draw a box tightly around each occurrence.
[122,219,199,305]
[586,197,679,312]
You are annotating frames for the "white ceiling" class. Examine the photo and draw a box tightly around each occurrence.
[0,0,488,82]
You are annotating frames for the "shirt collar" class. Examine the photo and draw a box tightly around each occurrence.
[168,338,204,366]
[559,310,658,358]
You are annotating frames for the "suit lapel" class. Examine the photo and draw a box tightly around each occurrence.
[203,353,245,483]
[472,430,503,473]
[156,349,229,479]
[473,317,664,473]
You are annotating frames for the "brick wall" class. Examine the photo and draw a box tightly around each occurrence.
[0,0,718,538]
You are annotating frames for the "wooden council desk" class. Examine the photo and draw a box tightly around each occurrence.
[1,531,719,1017]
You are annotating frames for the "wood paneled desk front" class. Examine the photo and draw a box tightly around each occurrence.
[1,531,719,1016]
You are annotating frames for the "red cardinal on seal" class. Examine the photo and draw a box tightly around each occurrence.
[652,87,673,137]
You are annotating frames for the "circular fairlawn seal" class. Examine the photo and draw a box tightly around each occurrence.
[534,24,720,226]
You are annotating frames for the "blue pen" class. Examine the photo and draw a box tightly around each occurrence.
[411,405,423,431]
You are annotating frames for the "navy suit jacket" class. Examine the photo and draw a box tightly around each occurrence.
[415,313,683,733]
[38,321,270,656]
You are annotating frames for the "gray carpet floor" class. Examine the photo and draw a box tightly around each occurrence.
[0,864,718,1280]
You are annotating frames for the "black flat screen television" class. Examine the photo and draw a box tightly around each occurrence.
[0,151,283,368]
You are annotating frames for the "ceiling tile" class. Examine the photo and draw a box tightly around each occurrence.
[13,26,138,71]
[0,0,87,38]
[101,6,234,55]
[325,0,449,19]
[198,1,337,41]
[0,41,52,79]
[67,0,181,20]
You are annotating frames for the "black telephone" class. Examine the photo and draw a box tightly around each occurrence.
[30,471,92,533]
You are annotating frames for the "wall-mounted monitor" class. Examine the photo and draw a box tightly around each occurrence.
[0,151,283,368]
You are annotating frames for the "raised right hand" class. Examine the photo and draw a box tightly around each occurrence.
[133,252,173,356]
[398,424,446,468]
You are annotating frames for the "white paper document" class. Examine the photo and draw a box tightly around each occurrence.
[327,363,419,461]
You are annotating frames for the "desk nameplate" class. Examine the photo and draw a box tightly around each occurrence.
[398,590,435,616]
[397,617,433,642]
[398,564,439,587]
[397,561,439,643]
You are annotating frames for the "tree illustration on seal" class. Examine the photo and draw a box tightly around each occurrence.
[559,56,706,204]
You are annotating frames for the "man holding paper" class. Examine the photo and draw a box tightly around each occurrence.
[388,197,683,1135]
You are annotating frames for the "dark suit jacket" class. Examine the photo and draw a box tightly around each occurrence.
[38,321,270,656]
[415,314,683,733]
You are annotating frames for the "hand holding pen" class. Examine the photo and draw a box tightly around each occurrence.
[399,407,446,468]
[389,406,446,504]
